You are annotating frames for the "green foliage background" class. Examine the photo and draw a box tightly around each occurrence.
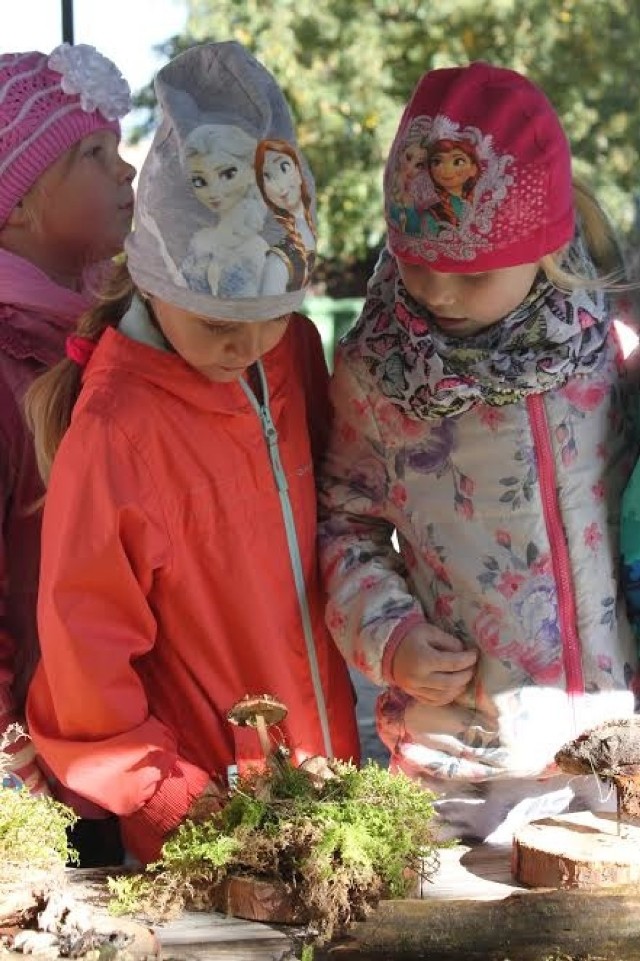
[134,0,640,265]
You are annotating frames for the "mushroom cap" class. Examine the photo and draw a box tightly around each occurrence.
[555,717,640,776]
[227,694,288,727]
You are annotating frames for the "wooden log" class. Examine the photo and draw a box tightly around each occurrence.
[512,811,640,889]
[214,876,304,925]
[317,888,640,960]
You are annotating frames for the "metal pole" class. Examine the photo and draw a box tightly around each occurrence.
[61,0,74,44]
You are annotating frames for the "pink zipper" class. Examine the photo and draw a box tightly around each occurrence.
[527,395,584,695]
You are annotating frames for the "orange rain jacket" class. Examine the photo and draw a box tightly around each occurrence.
[28,312,359,863]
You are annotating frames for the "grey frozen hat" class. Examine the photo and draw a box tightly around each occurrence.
[125,41,317,321]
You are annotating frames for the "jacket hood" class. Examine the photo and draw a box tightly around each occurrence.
[82,297,295,416]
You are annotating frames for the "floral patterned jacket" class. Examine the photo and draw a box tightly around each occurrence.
[319,328,639,783]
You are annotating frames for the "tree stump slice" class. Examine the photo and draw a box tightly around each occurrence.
[214,876,305,925]
[512,810,640,889]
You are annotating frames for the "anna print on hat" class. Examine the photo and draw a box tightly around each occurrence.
[386,114,517,264]
[256,138,317,295]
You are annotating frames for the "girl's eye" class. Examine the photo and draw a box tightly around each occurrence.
[84,144,103,159]
[220,166,238,182]
[192,175,207,189]
[465,273,488,283]
[279,160,291,174]
[203,321,235,334]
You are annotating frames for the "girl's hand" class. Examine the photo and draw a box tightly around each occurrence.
[185,780,226,823]
[391,624,478,707]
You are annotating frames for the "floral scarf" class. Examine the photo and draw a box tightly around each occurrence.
[347,236,610,419]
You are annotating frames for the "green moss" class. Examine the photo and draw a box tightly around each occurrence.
[109,761,441,940]
[0,728,77,870]
[0,788,77,868]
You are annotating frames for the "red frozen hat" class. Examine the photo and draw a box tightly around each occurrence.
[384,62,574,273]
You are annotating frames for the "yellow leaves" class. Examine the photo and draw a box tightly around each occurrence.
[235,27,252,45]
[462,27,476,51]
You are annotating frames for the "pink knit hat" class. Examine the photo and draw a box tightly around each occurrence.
[384,62,574,273]
[0,43,131,226]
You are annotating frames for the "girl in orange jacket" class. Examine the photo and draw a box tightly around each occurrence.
[25,41,359,865]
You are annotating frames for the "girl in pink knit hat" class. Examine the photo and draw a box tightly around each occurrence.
[320,62,639,845]
[0,43,133,858]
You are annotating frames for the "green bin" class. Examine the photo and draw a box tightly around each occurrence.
[303,297,364,369]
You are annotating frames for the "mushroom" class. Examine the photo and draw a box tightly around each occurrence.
[227,694,288,763]
[299,755,335,790]
[555,717,640,833]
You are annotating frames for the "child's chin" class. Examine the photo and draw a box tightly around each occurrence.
[207,366,247,383]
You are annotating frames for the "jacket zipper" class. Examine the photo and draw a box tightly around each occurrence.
[527,394,584,696]
[240,364,334,759]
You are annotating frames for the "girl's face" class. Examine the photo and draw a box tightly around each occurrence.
[261,150,303,212]
[187,151,255,214]
[24,130,135,267]
[429,147,477,195]
[151,298,290,383]
[397,259,539,338]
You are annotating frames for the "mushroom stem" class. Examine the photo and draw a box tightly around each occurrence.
[255,714,272,760]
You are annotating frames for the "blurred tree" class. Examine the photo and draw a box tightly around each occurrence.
[134,0,640,274]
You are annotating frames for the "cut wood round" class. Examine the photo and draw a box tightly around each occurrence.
[512,810,640,889]
[214,875,305,924]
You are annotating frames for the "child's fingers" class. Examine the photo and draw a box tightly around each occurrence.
[427,646,478,674]
[425,627,470,653]
[408,667,476,705]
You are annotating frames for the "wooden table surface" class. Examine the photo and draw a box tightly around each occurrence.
[66,845,521,959]
[67,843,640,960]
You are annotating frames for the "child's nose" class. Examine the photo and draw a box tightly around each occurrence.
[229,325,263,363]
[119,157,136,183]
[422,270,457,308]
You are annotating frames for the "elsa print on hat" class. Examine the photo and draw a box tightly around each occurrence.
[384,62,574,273]
[125,41,317,322]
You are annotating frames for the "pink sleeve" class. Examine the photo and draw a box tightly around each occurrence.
[0,422,48,795]
[318,352,426,686]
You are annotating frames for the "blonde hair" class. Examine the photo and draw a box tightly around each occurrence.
[5,141,79,238]
[540,179,625,291]
[25,260,135,485]
[183,124,257,166]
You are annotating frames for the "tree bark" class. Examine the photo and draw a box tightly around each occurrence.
[319,888,640,960]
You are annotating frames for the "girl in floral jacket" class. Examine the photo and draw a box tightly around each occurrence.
[320,62,639,843]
